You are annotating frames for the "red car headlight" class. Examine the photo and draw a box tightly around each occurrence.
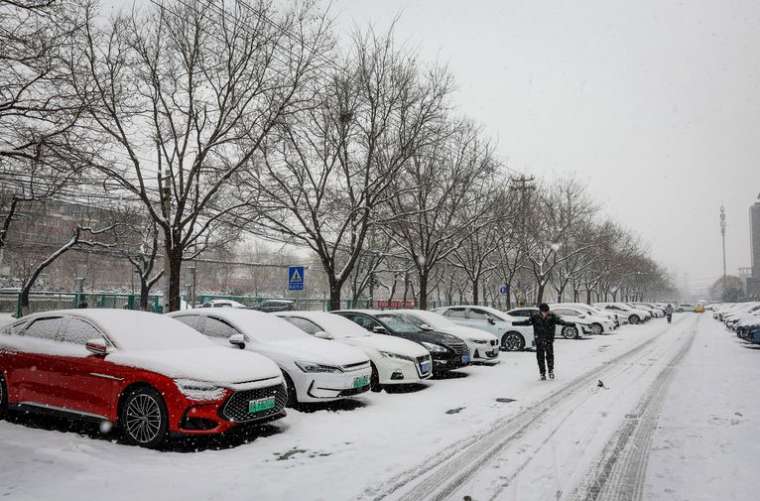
[174,379,227,401]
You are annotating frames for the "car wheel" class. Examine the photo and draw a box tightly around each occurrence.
[370,363,382,392]
[282,370,298,407]
[562,326,578,339]
[0,373,7,419]
[591,323,604,335]
[629,315,640,325]
[120,386,168,448]
[501,331,525,351]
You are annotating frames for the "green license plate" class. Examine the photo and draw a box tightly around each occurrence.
[353,375,369,388]
[248,396,276,414]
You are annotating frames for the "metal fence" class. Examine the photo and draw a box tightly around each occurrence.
[1,292,162,318]
[1,291,381,318]
[196,294,373,311]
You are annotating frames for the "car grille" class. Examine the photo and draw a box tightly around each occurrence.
[221,384,287,424]
[342,361,370,371]
[447,341,468,356]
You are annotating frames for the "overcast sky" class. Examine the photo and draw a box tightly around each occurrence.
[106,0,760,294]
[331,0,760,294]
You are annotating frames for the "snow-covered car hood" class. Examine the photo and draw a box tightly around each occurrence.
[254,337,369,366]
[343,334,429,358]
[107,346,281,386]
[431,325,497,343]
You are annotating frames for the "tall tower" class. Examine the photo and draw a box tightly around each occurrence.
[720,205,727,284]
[751,195,760,278]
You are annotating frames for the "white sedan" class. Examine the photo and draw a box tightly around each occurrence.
[432,305,535,351]
[549,305,616,334]
[276,311,433,391]
[394,309,500,364]
[169,309,372,405]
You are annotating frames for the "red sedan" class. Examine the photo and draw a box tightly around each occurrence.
[0,309,287,447]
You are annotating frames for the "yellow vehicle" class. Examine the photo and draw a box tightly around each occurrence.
[695,304,705,313]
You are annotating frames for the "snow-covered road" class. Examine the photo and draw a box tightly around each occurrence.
[1,315,757,501]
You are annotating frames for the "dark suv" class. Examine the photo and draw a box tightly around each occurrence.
[333,309,470,374]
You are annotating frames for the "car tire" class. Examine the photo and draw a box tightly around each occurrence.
[590,323,604,335]
[629,315,640,325]
[0,373,8,419]
[562,326,578,339]
[282,370,298,407]
[501,331,526,351]
[370,363,382,392]
[119,386,168,448]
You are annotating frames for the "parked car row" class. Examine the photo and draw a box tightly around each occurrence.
[711,302,760,344]
[0,301,664,449]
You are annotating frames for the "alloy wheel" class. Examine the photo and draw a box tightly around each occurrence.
[591,323,603,335]
[502,332,524,351]
[562,326,578,339]
[125,394,162,444]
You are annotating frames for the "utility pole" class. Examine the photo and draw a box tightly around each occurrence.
[720,205,727,286]
[161,168,172,312]
[508,174,536,252]
[189,265,197,308]
[509,175,536,301]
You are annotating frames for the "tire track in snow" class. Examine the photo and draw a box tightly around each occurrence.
[573,318,698,501]
[362,316,694,501]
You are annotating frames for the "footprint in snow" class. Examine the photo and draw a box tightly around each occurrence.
[446,407,466,415]
[274,447,308,461]
[496,398,516,404]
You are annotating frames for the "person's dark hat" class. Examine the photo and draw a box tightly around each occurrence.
[538,303,550,312]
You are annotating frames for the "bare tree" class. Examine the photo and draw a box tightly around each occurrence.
[383,123,498,309]
[0,0,88,164]
[521,178,596,304]
[249,26,452,310]
[19,223,117,314]
[73,0,331,311]
[448,184,514,304]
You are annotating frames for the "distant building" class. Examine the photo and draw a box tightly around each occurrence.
[748,196,760,297]
[752,196,760,277]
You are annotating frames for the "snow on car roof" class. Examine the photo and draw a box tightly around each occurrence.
[23,309,213,351]
[280,311,371,338]
[182,307,309,342]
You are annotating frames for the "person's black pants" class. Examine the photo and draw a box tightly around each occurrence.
[536,338,554,375]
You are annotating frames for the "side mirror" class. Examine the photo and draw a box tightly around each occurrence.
[487,317,496,325]
[229,333,247,349]
[372,325,387,334]
[85,338,109,356]
[420,323,434,331]
[314,331,333,340]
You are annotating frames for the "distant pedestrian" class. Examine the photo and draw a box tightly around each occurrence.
[78,301,88,309]
[665,303,673,324]
[513,303,574,380]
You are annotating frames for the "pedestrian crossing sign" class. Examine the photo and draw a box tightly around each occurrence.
[288,266,304,291]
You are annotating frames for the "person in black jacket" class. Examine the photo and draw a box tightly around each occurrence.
[513,303,574,380]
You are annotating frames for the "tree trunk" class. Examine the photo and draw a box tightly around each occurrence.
[586,289,592,305]
[472,277,479,304]
[535,282,545,305]
[418,270,429,310]
[139,278,151,310]
[19,235,77,316]
[166,246,183,312]
[328,278,341,311]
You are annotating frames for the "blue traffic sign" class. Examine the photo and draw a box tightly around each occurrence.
[498,284,509,296]
[288,266,305,291]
